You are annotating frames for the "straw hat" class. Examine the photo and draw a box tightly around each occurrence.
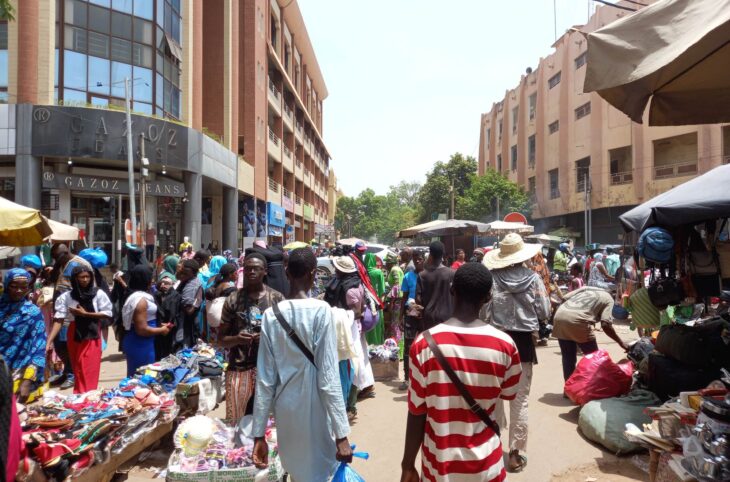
[483,233,543,270]
[333,256,357,274]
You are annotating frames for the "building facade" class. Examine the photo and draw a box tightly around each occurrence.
[0,0,330,261]
[478,1,730,244]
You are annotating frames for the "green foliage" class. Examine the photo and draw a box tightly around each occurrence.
[0,0,14,21]
[417,153,477,222]
[458,169,531,221]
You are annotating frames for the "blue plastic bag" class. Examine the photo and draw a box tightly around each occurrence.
[332,445,369,482]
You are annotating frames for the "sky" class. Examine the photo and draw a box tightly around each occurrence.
[298,0,596,197]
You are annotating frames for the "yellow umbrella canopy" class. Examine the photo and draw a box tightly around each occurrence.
[284,241,309,250]
[0,197,52,247]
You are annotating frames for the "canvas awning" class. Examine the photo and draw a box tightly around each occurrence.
[44,218,80,242]
[0,197,52,246]
[584,0,730,126]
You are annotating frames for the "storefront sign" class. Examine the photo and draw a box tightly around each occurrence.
[285,225,295,244]
[267,202,286,228]
[303,204,314,222]
[42,172,185,197]
[281,194,294,212]
[31,106,189,169]
[267,225,283,237]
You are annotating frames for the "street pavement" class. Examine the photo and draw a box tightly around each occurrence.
[85,324,650,481]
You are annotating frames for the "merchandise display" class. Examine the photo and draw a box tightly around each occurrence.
[368,339,400,381]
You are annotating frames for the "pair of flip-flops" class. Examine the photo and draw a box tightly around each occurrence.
[507,452,527,473]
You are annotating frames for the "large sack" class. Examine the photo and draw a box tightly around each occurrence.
[579,389,661,454]
[654,318,730,368]
[564,349,633,405]
[647,352,723,401]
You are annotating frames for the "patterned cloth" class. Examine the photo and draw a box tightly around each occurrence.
[0,294,47,376]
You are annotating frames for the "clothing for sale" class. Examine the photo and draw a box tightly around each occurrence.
[220,287,284,371]
[253,298,350,482]
[494,362,533,454]
[155,288,184,359]
[416,264,454,330]
[66,322,102,393]
[54,290,112,341]
[408,320,522,482]
[487,265,551,333]
[225,368,256,422]
[552,287,614,344]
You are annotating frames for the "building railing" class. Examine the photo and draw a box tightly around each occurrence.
[295,195,302,205]
[268,178,280,192]
[283,187,291,198]
[654,162,697,179]
[295,159,303,168]
[283,103,293,119]
[610,171,633,185]
[268,128,279,146]
[268,79,280,100]
[283,145,292,158]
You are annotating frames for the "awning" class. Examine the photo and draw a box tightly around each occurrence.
[0,197,52,246]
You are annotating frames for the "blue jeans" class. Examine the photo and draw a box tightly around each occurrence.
[558,338,599,381]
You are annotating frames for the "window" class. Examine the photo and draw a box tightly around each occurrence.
[548,120,559,134]
[88,5,110,34]
[549,169,560,199]
[88,56,110,94]
[498,119,503,140]
[0,22,6,91]
[111,37,132,62]
[112,0,133,14]
[133,0,153,20]
[512,106,518,133]
[609,146,633,185]
[270,14,278,50]
[528,135,536,167]
[65,0,87,27]
[529,93,537,120]
[111,61,131,97]
[575,51,588,69]
[511,145,518,171]
[486,127,490,148]
[133,66,152,102]
[111,12,132,39]
[132,42,152,67]
[134,18,153,44]
[528,176,536,201]
[88,31,109,57]
[64,49,87,90]
[65,27,87,53]
[548,72,561,89]
[497,154,502,172]
[575,102,591,120]
[576,157,590,192]
[653,132,699,179]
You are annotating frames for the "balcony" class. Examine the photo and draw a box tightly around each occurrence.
[304,168,312,187]
[295,194,303,216]
[610,171,633,186]
[294,121,303,142]
[282,144,294,172]
[283,103,294,130]
[267,178,282,204]
[654,162,698,180]
[267,128,282,163]
[268,79,282,116]
[303,137,311,156]
[294,158,303,181]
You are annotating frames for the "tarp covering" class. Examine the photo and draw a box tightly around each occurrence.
[584,0,730,126]
[0,197,52,246]
[45,218,80,242]
[619,164,730,232]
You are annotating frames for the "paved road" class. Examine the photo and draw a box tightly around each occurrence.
[90,325,650,481]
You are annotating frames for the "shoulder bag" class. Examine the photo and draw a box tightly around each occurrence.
[422,330,500,437]
[272,302,316,367]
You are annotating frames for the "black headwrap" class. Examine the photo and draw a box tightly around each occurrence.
[126,246,147,271]
[128,265,153,292]
[70,265,98,313]
[324,272,362,309]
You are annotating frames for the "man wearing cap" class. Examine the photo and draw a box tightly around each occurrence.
[469,248,485,263]
[353,241,367,263]
[483,233,550,473]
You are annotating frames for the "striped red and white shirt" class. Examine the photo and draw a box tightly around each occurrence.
[408,321,522,482]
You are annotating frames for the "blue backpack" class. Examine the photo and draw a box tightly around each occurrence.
[638,227,674,265]
[79,247,109,269]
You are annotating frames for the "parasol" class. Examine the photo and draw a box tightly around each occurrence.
[44,217,80,242]
[337,237,366,246]
[284,241,309,251]
[525,233,563,245]
[0,197,52,246]
[482,221,534,236]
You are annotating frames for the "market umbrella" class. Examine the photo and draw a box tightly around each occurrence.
[482,221,534,236]
[337,237,365,246]
[283,241,309,251]
[525,233,563,245]
[396,219,445,238]
[415,219,492,237]
[548,227,581,240]
[0,196,52,246]
[583,0,730,126]
[0,246,21,260]
[44,217,80,242]
[619,164,730,232]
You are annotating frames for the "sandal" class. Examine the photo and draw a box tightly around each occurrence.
[507,451,527,473]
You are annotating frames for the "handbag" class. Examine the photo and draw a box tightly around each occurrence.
[360,305,380,333]
[272,302,316,367]
[422,330,500,437]
[647,274,685,309]
[687,229,722,297]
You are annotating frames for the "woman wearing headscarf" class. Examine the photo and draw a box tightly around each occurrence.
[48,265,112,393]
[121,265,171,376]
[154,271,183,359]
[364,253,385,345]
[587,253,615,291]
[158,254,179,283]
[0,269,47,403]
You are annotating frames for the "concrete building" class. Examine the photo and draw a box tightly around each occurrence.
[478,1,730,244]
[327,166,343,223]
[0,0,330,261]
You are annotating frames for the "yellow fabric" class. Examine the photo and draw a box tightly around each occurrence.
[0,197,52,246]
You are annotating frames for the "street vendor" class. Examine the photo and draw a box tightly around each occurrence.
[0,268,47,403]
[552,286,629,381]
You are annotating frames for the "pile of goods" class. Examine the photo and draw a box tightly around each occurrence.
[368,338,400,381]
[167,415,283,481]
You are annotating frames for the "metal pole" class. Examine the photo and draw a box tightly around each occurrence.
[584,171,588,247]
[588,170,592,245]
[450,181,455,219]
[125,77,137,246]
[496,197,500,220]
[117,194,122,265]
[139,132,146,250]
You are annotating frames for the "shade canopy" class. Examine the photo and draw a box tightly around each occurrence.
[396,220,446,238]
[336,237,366,246]
[284,241,309,251]
[0,197,52,247]
[525,233,563,245]
[483,221,534,236]
[45,218,80,242]
[584,0,730,126]
[619,164,730,232]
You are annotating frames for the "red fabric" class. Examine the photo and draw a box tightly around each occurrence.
[349,254,384,309]
[451,261,465,270]
[6,394,21,482]
[66,322,102,394]
[564,349,633,405]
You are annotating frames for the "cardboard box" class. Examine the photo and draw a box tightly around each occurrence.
[371,358,399,381]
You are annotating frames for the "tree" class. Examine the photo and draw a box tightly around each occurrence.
[459,169,531,222]
[388,180,422,208]
[0,1,14,21]
[417,153,478,222]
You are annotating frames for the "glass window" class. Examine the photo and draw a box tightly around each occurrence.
[65,0,87,27]
[88,31,110,57]
[133,66,152,102]
[171,87,179,118]
[163,57,171,79]
[63,49,87,90]
[164,2,171,33]
[111,12,132,39]
[133,101,152,115]
[89,0,111,7]
[172,0,180,13]
[88,5,110,33]
[132,43,152,67]
[65,26,87,53]
[163,78,171,112]
[155,72,163,108]
[156,0,164,26]
[63,88,87,103]
[133,18,153,45]
[171,13,180,43]
[0,23,5,49]
[88,56,110,94]
[170,62,179,87]
[55,49,59,88]
[111,61,131,97]
[156,52,163,73]
[0,51,7,88]
[91,96,109,107]
[133,0,153,20]
[112,0,133,14]
[156,26,164,51]
[111,37,132,63]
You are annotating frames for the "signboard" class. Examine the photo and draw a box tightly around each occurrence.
[285,225,295,244]
[267,225,283,237]
[255,200,267,237]
[267,202,286,228]
[42,172,185,197]
[303,204,314,222]
[504,212,528,224]
[241,197,256,237]
[281,194,294,212]
[31,106,188,169]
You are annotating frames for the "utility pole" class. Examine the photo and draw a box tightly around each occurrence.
[449,181,455,219]
[139,132,148,248]
[124,77,137,246]
[496,197,501,220]
[587,170,592,245]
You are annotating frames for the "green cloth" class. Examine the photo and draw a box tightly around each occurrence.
[387,265,404,293]
[364,253,385,345]
[160,255,179,282]
[553,250,568,272]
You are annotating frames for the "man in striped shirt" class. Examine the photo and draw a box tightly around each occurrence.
[400,263,522,482]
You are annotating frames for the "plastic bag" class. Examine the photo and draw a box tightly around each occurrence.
[564,349,633,405]
[332,445,369,482]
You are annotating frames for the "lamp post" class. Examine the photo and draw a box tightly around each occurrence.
[124,77,137,245]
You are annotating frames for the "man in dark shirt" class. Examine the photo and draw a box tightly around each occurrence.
[416,241,454,330]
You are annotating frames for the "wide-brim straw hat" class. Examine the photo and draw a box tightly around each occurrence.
[333,256,357,274]
[483,233,543,270]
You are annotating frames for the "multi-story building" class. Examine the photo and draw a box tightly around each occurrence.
[478,1,730,244]
[327,166,342,224]
[0,0,330,261]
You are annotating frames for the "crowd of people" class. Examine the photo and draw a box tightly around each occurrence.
[0,232,637,481]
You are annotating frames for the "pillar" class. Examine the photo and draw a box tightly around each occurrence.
[17,0,39,104]
[183,171,202,250]
[222,186,238,253]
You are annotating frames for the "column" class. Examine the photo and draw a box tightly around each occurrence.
[17,0,39,104]
[222,186,238,253]
[183,171,202,250]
